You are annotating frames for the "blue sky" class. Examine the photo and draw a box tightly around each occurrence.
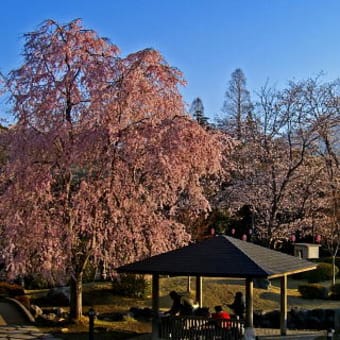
[1,0,340,122]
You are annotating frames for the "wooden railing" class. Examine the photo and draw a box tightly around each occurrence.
[159,315,245,339]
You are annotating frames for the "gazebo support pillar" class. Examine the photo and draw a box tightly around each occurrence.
[187,276,191,292]
[245,277,254,328]
[280,275,288,336]
[151,274,160,340]
[195,276,203,306]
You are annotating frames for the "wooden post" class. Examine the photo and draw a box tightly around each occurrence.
[280,275,287,336]
[245,278,253,328]
[88,308,96,340]
[195,276,203,307]
[151,274,160,340]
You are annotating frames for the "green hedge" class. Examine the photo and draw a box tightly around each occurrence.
[319,257,340,270]
[292,262,338,283]
[112,274,150,298]
[24,274,52,290]
[309,263,338,283]
[298,283,328,299]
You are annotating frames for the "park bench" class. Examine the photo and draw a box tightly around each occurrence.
[159,315,245,339]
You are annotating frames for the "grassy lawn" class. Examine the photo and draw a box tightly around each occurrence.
[30,276,340,339]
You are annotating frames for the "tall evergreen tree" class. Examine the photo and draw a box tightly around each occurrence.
[219,68,253,140]
[190,97,209,127]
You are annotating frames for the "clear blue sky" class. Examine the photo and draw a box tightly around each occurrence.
[1,0,340,122]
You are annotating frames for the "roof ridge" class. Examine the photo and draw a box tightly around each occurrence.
[223,236,274,276]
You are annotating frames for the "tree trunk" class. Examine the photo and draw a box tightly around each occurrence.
[332,255,336,286]
[69,272,83,320]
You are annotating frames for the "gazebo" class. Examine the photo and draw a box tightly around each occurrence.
[117,235,317,339]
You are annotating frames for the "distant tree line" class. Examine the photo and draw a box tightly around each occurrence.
[190,70,339,254]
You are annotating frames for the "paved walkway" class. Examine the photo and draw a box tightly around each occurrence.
[0,325,62,339]
[0,300,62,339]
[128,328,328,339]
[255,328,327,339]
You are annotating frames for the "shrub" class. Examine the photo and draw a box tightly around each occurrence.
[23,274,52,290]
[298,284,328,299]
[32,289,70,307]
[319,257,340,271]
[308,263,338,283]
[111,274,150,298]
[0,281,25,297]
[293,263,338,283]
[330,283,340,300]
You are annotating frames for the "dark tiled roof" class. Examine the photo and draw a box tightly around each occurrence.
[117,235,316,278]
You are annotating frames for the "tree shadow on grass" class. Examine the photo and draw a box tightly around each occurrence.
[258,291,280,303]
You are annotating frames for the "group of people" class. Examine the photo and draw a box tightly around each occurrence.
[164,290,198,316]
[164,290,245,320]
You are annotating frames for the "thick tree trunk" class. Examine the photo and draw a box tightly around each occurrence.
[69,272,83,320]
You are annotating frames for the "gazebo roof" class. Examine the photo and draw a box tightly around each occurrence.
[117,235,316,278]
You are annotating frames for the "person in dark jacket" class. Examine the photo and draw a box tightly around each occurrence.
[164,291,183,316]
[228,291,245,319]
[164,290,195,316]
